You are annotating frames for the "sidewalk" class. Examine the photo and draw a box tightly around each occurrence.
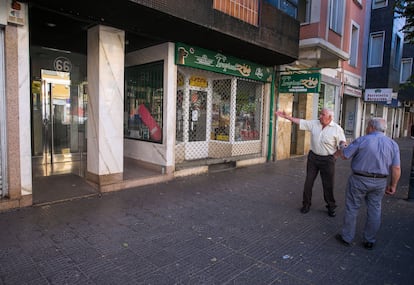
[0,138,413,284]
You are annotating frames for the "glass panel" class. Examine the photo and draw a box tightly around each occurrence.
[369,33,384,67]
[188,90,207,142]
[212,79,231,141]
[401,58,412,82]
[176,72,184,142]
[125,61,163,143]
[235,80,262,141]
[30,46,88,177]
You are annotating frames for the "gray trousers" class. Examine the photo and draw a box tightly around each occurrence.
[341,174,387,243]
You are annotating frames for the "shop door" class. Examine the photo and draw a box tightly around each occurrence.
[32,70,87,177]
[185,89,209,160]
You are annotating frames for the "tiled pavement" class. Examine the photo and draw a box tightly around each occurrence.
[1,139,414,284]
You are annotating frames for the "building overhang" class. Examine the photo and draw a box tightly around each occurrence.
[298,38,349,68]
[22,0,299,66]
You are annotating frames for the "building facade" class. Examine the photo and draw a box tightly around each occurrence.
[364,0,405,138]
[274,0,369,160]
[0,0,299,210]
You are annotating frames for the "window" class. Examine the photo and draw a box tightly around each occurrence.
[265,0,299,19]
[318,84,335,113]
[298,0,311,23]
[368,32,385,67]
[349,23,359,67]
[393,35,402,69]
[372,0,388,9]
[400,58,413,83]
[330,0,344,34]
[211,79,231,141]
[213,0,259,26]
[235,80,263,141]
[124,61,163,143]
[211,78,263,142]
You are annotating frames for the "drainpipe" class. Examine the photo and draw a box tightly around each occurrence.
[267,67,277,162]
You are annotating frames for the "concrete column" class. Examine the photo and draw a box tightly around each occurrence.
[87,25,124,186]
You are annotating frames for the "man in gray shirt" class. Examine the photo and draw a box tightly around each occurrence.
[334,117,401,250]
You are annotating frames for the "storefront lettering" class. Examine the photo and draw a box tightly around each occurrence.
[175,42,272,82]
[279,73,321,93]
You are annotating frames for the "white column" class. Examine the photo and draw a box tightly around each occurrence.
[87,25,124,185]
[18,4,32,195]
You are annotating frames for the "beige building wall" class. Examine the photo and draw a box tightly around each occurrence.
[275,93,293,160]
[275,93,314,160]
[295,94,313,155]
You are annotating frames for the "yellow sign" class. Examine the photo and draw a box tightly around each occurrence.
[189,76,208,88]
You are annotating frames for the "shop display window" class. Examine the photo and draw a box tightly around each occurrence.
[124,61,163,143]
[212,79,231,141]
[235,80,262,141]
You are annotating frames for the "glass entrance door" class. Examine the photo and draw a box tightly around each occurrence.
[32,69,87,177]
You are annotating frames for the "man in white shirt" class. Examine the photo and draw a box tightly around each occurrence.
[275,108,346,217]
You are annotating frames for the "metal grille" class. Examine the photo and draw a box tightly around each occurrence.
[176,67,264,165]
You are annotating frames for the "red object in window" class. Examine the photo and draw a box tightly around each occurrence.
[137,104,162,141]
[11,1,21,10]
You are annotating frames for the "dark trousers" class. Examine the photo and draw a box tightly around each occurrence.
[303,151,336,209]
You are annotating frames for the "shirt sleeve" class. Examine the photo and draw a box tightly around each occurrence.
[338,125,346,142]
[299,120,313,131]
[391,142,401,166]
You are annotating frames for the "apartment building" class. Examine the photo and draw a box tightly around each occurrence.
[0,0,299,210]
[398,39,414,137]
[274,0,370,159]
[364,0,405,138]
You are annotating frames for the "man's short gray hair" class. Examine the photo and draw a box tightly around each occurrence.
[321,108,334,117]
[369,117,387,132]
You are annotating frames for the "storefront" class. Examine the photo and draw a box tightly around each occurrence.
[362,88,403,138]
[342,84,363,141]
[124,43,273,171]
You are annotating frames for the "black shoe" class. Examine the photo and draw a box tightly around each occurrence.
[363,241,374,250]
[328,208,336,217]
[300,205,310,214]
[335,234,351,247]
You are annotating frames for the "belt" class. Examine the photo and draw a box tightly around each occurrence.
[353,172,387,178]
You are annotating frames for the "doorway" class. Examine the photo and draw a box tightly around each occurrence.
[186,89,209,159]
[32,69,87,178]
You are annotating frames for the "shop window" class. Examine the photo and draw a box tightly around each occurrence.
[124,61,163,143]
[212,79,231,141]
[235,80,262,141]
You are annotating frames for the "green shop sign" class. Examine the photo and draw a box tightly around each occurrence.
[279,72,321,93]
[175,42,273,82]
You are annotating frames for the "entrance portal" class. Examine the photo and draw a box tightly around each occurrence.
[32,69,87,177]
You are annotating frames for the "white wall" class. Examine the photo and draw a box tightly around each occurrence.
[124,43,176,167]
